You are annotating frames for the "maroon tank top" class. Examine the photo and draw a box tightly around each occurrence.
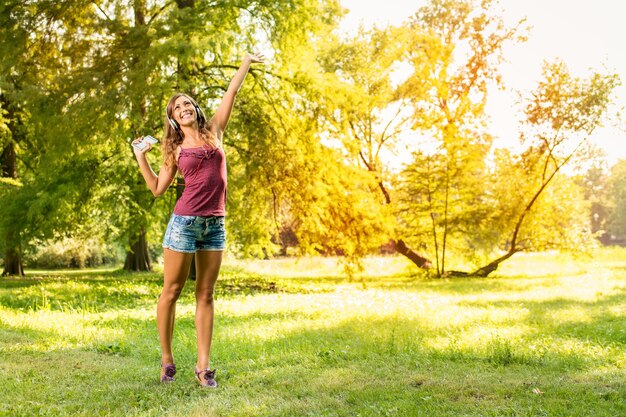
[173,145,226,216]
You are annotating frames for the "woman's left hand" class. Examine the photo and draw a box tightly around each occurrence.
[245,52,265,64]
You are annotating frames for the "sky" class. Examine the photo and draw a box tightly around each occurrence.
[338,0,626,167]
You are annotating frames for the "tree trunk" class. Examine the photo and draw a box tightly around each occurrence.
[373,173,433,271]
[471,250,518,277]
[393,239,432,269]
[1,137,24,276]
[378,181,391,205]
[124,229,152,271]
[466,139,587,278]
[175,0,195,7]
[1,142,17,178]
[369,171,433,271]
[447,249,518,277]
[2,241,24,276]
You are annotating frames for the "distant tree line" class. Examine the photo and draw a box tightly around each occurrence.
[0,0,622,278]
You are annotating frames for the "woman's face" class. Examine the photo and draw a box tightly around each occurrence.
[172,96,197,128]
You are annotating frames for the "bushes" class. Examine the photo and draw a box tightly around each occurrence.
[24,238,123,269]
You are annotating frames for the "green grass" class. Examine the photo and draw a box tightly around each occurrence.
[1,248,625,416]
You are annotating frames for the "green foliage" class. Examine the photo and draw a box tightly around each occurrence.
[395,3,619,276]
[509,62,620,245]
[517,176,594,251]
[1,0,366,269]
[222,11,400,265]
[318,26,409,200]
[607,159,626,239]
[573,154,614,244]
[0,0,622,277]
[485,149,596,255]
[393,0,524,275]
[24,237,122,269]
[292,148,395,276]
[396,147,496,271]
[524,61,620,135]
[401,0,527,133]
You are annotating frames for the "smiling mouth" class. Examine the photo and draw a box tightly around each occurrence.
[181,111,193,119]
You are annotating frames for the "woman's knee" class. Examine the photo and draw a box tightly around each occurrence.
[196,287,215,304]
[161,284,184,303]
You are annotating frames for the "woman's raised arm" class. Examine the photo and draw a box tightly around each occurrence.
[211,52,265,135]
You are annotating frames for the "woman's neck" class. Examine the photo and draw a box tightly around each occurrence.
[181,126,201,145]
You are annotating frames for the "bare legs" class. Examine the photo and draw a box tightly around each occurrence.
[158,249,193,375]
[157,248,223,379]
[193,250,223,371]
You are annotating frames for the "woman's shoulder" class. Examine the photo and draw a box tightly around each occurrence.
[207,118,223,141]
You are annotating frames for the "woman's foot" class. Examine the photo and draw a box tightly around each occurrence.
[161,363,177,383]
[194,368,217,388]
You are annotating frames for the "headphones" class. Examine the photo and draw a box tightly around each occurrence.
[167,95,206,131]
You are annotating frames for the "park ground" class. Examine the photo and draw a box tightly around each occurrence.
[1,249,625,416]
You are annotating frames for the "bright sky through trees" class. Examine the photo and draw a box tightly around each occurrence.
[339,0,626,166]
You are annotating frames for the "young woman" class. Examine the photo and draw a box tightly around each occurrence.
[132,52,264,388]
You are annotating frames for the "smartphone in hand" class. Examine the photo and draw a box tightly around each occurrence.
[132,135,159,151]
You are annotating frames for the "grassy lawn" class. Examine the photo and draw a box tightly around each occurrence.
[1,248,625,416]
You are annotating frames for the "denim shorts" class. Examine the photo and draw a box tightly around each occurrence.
[162,214,226,253]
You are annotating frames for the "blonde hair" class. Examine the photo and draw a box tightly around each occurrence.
[162,93,220,168]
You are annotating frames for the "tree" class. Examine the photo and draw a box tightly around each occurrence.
[0,93,25,276]
[606,160,626,244]
[315,23,457,270]
[395,0,525,276]
[1,0,351,274]
[0,0,90,275]
[467,61,620,276]
[573,149,612,245]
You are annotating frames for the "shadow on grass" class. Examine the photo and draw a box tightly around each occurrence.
[0,269,307,312]
[0,275,161,311]
[0,324,53,351]
[32,306,606,371]
[24,267,146,279]
[4,264,563,303]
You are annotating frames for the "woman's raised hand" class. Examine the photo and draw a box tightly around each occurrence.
[245,52,265,64]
